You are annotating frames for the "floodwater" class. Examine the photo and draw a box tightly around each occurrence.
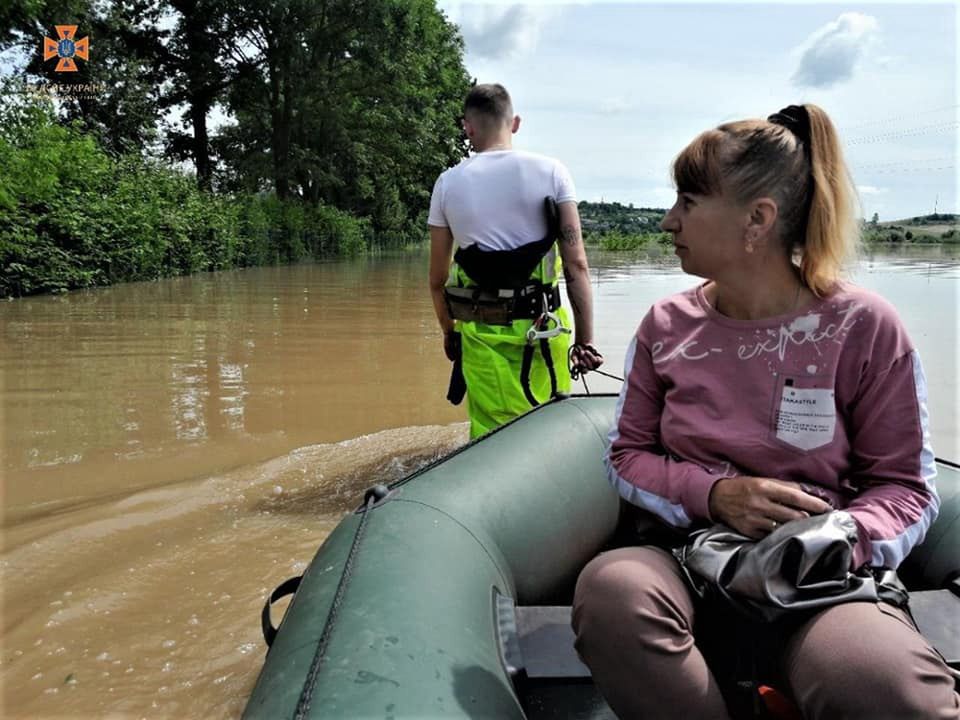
[1,245,957,718]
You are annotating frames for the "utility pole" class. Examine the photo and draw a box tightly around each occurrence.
[933,194,938,215]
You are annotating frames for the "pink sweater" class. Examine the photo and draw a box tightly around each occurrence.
[606,282,939,570]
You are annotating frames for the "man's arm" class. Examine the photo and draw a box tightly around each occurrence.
[556,201,593,346]
[429,225,455,335]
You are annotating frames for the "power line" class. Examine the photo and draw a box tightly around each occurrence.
[859,165,954,175]
[846,121,960,146]
[852,156,955,169]
[841,104,959,132]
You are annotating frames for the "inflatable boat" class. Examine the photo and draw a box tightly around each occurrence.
[243,395,960,719]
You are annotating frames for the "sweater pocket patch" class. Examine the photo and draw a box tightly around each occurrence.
[773,379,837,451]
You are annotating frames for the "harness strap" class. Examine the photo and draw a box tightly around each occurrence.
[520,344,538,407]
[519,334,560,408]
[541,337,558,399]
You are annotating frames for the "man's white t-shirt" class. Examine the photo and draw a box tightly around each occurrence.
[427,149,577,251]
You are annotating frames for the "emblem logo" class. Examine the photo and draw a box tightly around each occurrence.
[43,25,89,72]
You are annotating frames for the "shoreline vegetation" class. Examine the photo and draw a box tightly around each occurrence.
[861,213,958,245]
[0,93,375,297]
[1,0,472,298]
[578,202,959,252]
[3,127,955,298]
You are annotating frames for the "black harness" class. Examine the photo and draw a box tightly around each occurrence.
[443,197,565,409]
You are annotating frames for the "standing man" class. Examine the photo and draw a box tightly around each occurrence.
[428,83,602,438]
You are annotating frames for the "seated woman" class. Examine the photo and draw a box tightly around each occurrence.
[572,104,959,719]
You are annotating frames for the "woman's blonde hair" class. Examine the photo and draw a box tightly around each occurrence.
[671,104,860,296]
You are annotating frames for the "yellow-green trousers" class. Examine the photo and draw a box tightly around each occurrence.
[458,308,572,438]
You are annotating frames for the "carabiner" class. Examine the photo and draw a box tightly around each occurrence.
[525,311,571,344]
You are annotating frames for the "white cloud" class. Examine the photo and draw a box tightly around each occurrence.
[791,12,880,89]
[439,3,559,60]
[858,185,888,195]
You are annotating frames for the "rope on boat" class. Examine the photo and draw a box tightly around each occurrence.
[568,344,624,395]
[294,493,376,719]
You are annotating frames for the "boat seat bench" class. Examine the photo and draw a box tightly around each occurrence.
[497,603,614,719]
[500,587,959,717]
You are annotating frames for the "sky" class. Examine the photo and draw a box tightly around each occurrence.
[438,1,958,221]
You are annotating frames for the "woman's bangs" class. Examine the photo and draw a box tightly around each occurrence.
[672,130,724,196]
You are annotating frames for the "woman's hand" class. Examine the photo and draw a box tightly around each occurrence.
[708,476,833,539]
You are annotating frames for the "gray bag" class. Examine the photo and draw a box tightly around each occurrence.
[673,511,908,623]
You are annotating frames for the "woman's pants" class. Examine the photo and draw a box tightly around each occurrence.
[572,546,960,720]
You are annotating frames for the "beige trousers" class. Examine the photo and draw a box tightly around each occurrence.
[572,546,959,720]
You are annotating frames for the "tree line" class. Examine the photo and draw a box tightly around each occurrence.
[0,0,472,296]
[578,201,671,251]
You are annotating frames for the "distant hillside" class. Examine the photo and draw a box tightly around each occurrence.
[577,201,670,251]
[578,201,666,236]
[579,206,959,246]
[866,213,958,244]
[881,213,959,227]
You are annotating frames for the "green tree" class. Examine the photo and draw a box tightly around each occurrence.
[2,0,167,156]
[158,0,231,190]
[219,0,469,237]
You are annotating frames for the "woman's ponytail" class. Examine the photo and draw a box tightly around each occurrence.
[802,104,860,296]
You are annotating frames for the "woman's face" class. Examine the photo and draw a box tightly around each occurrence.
[660,189,749,279]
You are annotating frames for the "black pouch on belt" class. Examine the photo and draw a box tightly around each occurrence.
[446,332,466,405]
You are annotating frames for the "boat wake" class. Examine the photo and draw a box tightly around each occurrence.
[0,422,469,720]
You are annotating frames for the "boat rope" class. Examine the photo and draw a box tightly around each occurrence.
[293,493,376,720]
[568,344,623,395]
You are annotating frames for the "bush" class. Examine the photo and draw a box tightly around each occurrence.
[0,84,376,297]
[595,230,672,251]
[309,203,370,256]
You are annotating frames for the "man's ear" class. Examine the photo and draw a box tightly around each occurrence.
[511,115,521,134]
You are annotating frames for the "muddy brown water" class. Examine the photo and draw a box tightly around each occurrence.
[2,247,957,718]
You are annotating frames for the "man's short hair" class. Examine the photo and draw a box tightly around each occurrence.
[463,83,513,130]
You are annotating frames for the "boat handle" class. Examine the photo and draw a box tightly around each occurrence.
[261,575,302,647]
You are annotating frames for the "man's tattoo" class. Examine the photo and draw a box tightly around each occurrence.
[561,224,579,246]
